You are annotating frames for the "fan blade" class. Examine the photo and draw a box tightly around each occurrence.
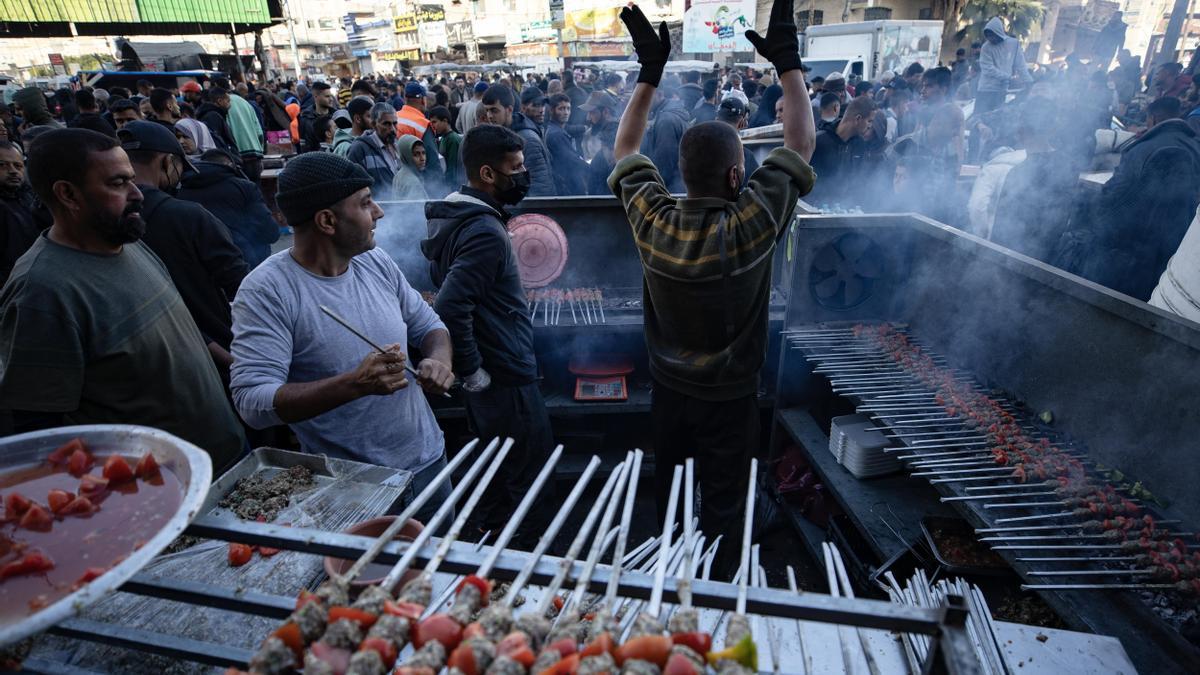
[815,276,843,298]
[812,246,842,273]
[843,277,864,302]
[855,257,884,279]
[838,234,872,263]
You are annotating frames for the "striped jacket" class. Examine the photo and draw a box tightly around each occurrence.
[608,148,815,401]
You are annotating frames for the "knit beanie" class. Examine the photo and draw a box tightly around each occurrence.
[275,152,374,226]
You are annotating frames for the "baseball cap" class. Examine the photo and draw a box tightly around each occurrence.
[717,97,746,121]
[404,82,426,98]
[181,81,202,94]
[118,121,196,172]
[332,109,353,129]
[474,81,490,93]
[578,90,619,112]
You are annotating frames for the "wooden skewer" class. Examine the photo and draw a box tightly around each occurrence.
[319,304,451,397]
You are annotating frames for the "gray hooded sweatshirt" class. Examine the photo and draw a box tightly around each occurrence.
[978,17,1032,93]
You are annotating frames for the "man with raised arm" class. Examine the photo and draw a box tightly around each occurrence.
[607,0,816,577]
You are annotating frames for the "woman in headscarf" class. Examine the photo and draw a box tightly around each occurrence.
[391,136,429,200]
[176,102,218,155]
[748,83,783,128]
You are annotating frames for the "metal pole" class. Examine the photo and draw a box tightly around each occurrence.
[282,0,303,81]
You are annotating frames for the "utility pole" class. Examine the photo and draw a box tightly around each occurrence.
[282,0,304,80]
[1157,0,1190,65]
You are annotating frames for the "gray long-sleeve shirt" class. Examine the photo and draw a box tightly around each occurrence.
[230,248,447,471]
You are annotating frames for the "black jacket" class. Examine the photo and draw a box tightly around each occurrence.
[196,102,235,150]
[138,186,249,349]
[640,98,690,192]
[1,185,50,285]
[1065,119,1200,299]
[806,129,865,206]
[511,111,556,196]
[177,162,280,269]
[421,189,537,385]
[546,122,588,196]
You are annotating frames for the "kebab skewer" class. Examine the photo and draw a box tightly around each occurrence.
[391,444,564,672]
[244,439,498,674]
[531,458,634,674]
[331,438,516,675]
[439,454,606,674]
[707,458,759,673]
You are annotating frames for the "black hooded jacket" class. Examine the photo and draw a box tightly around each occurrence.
[178,161,280,270]
[421,189,537,385]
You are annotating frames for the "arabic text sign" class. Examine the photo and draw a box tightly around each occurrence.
[681,0,755,53]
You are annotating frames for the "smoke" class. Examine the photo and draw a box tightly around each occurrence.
[374,198,435,291]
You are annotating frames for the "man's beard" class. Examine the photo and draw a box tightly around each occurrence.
[96,204,146,246]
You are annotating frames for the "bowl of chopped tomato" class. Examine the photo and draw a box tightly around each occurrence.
[0,425,212,649]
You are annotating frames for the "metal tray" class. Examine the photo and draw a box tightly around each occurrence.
[0,425,212,647]
[200,447,411,521]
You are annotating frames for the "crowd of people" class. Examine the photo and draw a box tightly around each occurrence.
[1,1,1199,566]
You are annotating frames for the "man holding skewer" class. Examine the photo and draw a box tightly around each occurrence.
[609,0,816,576]
[229,152,455,525]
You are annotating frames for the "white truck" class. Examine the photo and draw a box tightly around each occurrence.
[803,20,944,82]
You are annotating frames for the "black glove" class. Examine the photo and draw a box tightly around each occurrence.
[619,4,671,87]
[745,0,803,75]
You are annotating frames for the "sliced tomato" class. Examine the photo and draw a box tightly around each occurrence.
[663,652,701,675]
[72,567,107,590]
[67,448,94,477]
[446,641,479,675]
[328,605,378,628]
[295,590,321,610]
[537,653,580,675]
[134,452,161,480]
[46,489,74,514]
[5,492,33,521]
[581,632,615,658]
[308,641,351,674]
[271,622,305,661]
[497,632,536,667]
[551,594,565,611]
[462,621,485,640]
[102,455,135,483]
[614,635,672,667]
[456,574,492,607]
[48,438,86,465]
[78,474,109,499]
[394,668,436,675]
[383,599,424,621]
[545,636,577,658]
[359,636,399,668]
[671,631,713,656]
[0,551,55,580]
[256,545,281,557]
[228,543,253,567]
[60,496,97,518]
[18,504,53,531]
[412,613,464,651]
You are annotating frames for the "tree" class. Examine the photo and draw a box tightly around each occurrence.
[955,0,1045,45]
[931,0,970,63]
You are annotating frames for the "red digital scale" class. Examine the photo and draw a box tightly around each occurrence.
[569,355,634,402]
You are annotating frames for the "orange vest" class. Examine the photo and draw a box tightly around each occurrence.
[397,105,430,140]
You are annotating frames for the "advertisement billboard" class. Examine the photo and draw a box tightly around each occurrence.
[681,0,755,53]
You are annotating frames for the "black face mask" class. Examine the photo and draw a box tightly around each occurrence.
[495,170,531,205]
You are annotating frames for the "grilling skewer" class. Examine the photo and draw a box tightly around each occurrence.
[244,438,500,674]
[707,458,759,672]
[318,304,452,398]
[391,444,564,673]
[254,438,511,675]
[659,458,715,675]
[441,454,607,673]
[1022,581,1200,594]
[825,542,882,675]
[533,459,634,673]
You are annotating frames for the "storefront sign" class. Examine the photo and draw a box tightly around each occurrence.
[521,19,556,43]
[447,21,474,44]
[376,49,421,61]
